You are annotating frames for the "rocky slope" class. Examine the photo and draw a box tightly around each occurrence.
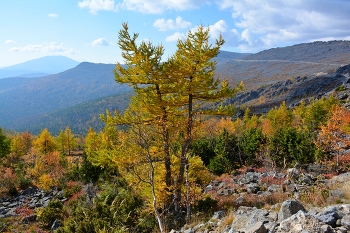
[173,170,350,233]
[227,63,350,115]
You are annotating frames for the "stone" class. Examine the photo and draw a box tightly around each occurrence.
[298,173,314,185]
[51,219,63,232]
[22,214,37,223]
[238,172,260,185]
[341,214,350,229]
[317,210,340,227]
[21,187,38,196]
[268,184,282,193]
[234,196,245,205]
[276,211,324,233]
[287,168,300,180]
[320,224,332,233]
[231,206,275,232]
[212,211,225,220]
[206,184,214,192]
[278,199,306,222]
[246,221,267,233]
[329,189,345,199]
[247,183,260,194]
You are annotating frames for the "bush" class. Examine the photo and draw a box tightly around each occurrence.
[57,183,154,233]
[37,199,64,229]
[0,167,18,196]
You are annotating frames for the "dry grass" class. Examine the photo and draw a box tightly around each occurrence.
[299,186,329,207]
[215,212,235,233]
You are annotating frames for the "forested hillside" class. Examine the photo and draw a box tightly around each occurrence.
[0,62,131,130]
[15,91,133,135]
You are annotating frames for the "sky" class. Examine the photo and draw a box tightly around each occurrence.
[1,0,350,68]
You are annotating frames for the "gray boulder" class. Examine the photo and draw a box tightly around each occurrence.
[278,199,306,222]
[247,183,260,194]
[276,211,325,233]
[341,214,350,229]
[231,206,277,232]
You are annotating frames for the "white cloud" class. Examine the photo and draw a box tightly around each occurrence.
[48,13,58,17]
[78,0,117,14]
[154,16,191,31]
[208,20,227,39]
[5,40,16,44]
[10,42,75,53]
[92,38,110,46]
[215,0,350,51]
[166,32,186,42]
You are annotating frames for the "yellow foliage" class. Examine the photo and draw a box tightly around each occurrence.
[38,174,53,191]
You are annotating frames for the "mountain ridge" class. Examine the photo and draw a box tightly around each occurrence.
[2,40,350,134]
[0,56,80,79]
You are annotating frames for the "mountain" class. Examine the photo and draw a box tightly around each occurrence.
[217,40,350,89]
[0,56,80,79]
[13,91,134,135]
[2,41,350,134]
[0,62,131,130]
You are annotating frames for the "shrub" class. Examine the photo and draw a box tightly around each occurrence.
[0,167,18,196]
[37,199,64,229]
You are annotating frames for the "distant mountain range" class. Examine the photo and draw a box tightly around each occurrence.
[0,56,80,79]
[1,41,350,135]
[0,62,131,133]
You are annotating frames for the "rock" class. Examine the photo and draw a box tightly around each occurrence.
[287,168,300,181]
[247,183,260,194]
[223,188,235,196]
[307,164,330,176]
[218,182,226,189]
[329,189,345,199]
[206,184,214,192]
[335,226,348,233]
[276,211,324,233]
[238,172,260,185]
[22,214,37,223]
[298,173,314,185]
[231,206,276,232]
[51,219,63,232]
[317,211,340,227]
[268,184,282,193]
[234,196,245,205]
[341,214,350,229]
[330,172,350,184]
[212,211,225,220]
[21,187,38,196]
[246,221,267,233]
[278,199,306,222]
[320,224,333,233]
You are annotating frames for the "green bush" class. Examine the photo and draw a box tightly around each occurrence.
[57,183,155,233]
[37,199,64,229]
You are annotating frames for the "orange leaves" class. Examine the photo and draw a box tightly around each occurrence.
[316,105,350,163]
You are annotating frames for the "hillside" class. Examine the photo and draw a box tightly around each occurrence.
[14,91,133,135]
[217,40,350,89]
[0,62,131,130]
[2,41,350,134]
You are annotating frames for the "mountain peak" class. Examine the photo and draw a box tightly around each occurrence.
[0,56,80,79]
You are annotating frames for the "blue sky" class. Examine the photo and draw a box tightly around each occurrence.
[1,0,350,67]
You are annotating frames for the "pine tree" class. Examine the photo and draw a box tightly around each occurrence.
[57,127,77,155]
[100,23,242,229]
[0,127,10,158]
[34,128,57,155]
